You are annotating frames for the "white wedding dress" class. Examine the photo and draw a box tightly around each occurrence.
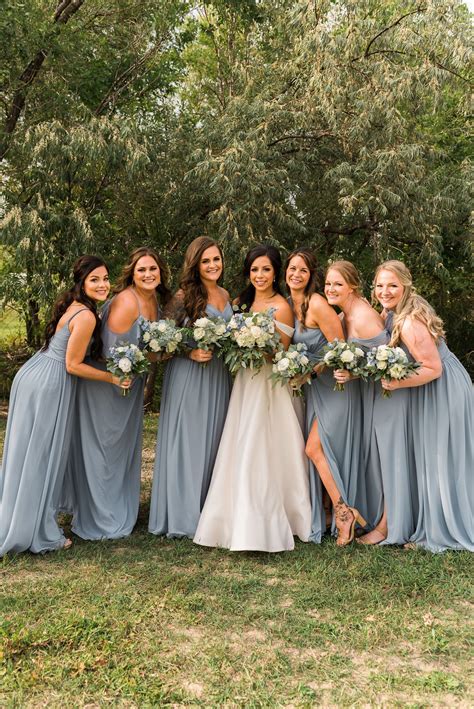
[194,321,312,552]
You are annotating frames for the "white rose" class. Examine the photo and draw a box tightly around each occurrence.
[118,357,132,373]
[288,351,298,360]
[340,350,355,363]
[256,336,268,348]
[195,318,209,328]
[277,358,290,372]
[142,332,151,343]
[377,361,388,370]
[354,347,364,357]
[194,327,205,340]
[135,350,145,361]
[389,364,405,379]
[175,332,183,342]
[376,347,389,361]
[250,325,262,338]
[167,342,177,352]
[157,322,167,333]
[300,355,309,366]
[215,323,226,335]
[149,339,159,351]
[245,317,253,326]
[324,350,336,363]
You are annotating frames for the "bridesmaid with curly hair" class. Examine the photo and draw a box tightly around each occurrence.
[370,260,473,552]
[149,236,232,539]
[66,246,171,540]
[0,255,122,556]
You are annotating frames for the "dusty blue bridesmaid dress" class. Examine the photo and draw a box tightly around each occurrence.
[348,329,389,530]
[402,327,473,552]
[352,320,418,543]
[66,294,147,540]
[149,303,233,539]
[293,321,363,543]
[0,310,86,555]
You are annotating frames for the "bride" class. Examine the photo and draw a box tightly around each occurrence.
[193,244,312,552]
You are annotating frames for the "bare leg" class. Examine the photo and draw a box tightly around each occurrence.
[357,508,387,545]
[305,419,364,544]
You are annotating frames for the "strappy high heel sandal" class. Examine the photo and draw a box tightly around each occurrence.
[335,498,367,547]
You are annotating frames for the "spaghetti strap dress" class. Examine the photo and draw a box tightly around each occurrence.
[66,293,147,540]
[194,319,311,552]
[149,303,233,538]
[293,321,363,542]
[0,310,86,555]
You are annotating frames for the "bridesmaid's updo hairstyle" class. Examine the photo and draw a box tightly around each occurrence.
[326,260,363,296]
[114,246,171,307]
[285,247,322,330]
[375,260,445,346]
[43,255,107,358]
[178,236,224,324]
[237,244,283,312]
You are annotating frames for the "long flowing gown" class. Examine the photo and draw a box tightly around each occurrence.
[193,320,311,552]
[348,330,390,531]
[402,327,473,552]
[66,294,146,540]
[148,303,233,539]
[0,310,86,555]
[361,313,418,544]
[293,322,362,543]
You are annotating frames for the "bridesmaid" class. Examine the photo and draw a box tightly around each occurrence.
[286,249,365,545]
[0,255,125,556]
[148,236,232,539]
[373,260,473,552]
[67,247,170,540]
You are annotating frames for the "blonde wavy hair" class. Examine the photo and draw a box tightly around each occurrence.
[374,260,445,345]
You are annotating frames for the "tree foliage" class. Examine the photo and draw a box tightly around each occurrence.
[0,0,472,370]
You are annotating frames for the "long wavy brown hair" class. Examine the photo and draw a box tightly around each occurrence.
[285,247,322,330]
[374,260,445,345]
[43,255,107,358]
[177,236,224,324]
[114,246,171,307]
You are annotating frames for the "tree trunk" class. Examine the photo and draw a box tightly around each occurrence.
[25,300,42,349]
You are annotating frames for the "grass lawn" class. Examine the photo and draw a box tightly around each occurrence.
[0,307,25,343]
[0,409,473,707]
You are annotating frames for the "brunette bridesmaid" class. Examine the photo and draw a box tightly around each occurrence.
[369,261,473,552]
[67,247,170,540]
[149,236,232,539]
[0,256,124,556]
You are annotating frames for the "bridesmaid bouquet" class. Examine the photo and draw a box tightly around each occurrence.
[363,344,420,398]
[270,343,314,396]
[320,339,366,391]
[139,317,184,354]
[106,343,149,396]
[223,309,281,375]
[188,316,229,351]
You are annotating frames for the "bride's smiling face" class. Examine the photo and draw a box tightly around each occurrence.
[250,256,275,295]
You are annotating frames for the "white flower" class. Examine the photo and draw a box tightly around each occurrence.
[250,325,262,338]
[142,332,151,343]
[149,339,159,351]
[195,317,210,328]
[168,342,177,352]
[376,347,389,361]
[394,347,408,361]
[118,357,132,373]
[175,332,183,342]
[340,350,355,363]
[324,350,336,363]
[377,361,388,370]
[288,350,298,360]
[194,327,205,340]
[215,323,226,335]
[300,355,309,366]
[354,347,364,357]
[389,363,405,379]
[157,322,167,332]
[277,358,290,372]
[135,350,145,361]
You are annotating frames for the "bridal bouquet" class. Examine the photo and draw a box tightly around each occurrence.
[106,342,149,396]
[270,343,314,396]
[139,317,184,354]
[363,344,420,398]
[223,308,281,375]
[320,339,366,391]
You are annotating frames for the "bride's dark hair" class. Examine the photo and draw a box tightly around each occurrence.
[284,247,322,330]
[176,236,224,324]
[43,255,107,358]
[236,244,283,312]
